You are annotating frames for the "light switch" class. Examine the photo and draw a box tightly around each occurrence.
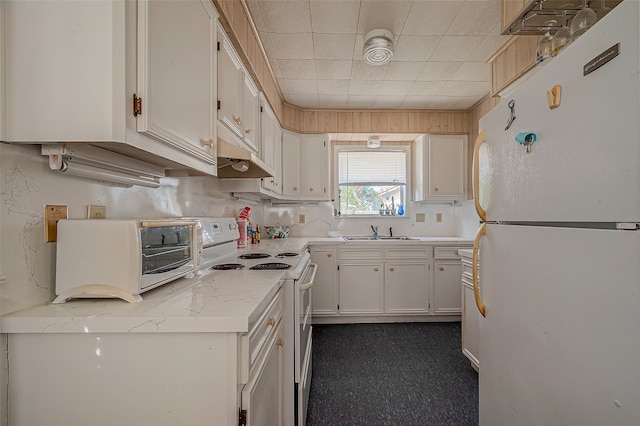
[299,214,306,224]
[416,213,425,223]
[87,205,107,219]
[436,213,442,222]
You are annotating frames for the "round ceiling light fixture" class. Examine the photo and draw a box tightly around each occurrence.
[367,136,381,149]
[363,29,394,66]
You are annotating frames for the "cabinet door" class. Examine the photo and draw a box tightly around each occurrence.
[462,278,480,370]
[301,135,328,199]
[137,0,217,162]
[242,75,260,152]
[339,262,384,314]
[433,260,463,314]
[260,101,276,191]
[242,322,283,426]
[310,249,338,315]
[426,135,467,199]
[217,28,243,137]
[385,262,430,314]
[281,131,301,197]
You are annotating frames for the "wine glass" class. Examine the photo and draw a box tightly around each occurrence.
[552,12,572,56]
[536,23,555,64]
[571,0,597,39]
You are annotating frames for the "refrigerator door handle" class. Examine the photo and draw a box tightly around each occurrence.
[473,129,487,222]
[473,223,487,317]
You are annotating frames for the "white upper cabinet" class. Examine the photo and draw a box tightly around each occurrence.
[2,0,219,175]
[216,26,259,153]
[282,131,329,200]
[414,135,468,202]
[136,0,218,163]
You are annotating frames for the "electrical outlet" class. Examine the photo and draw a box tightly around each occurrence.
[44,204,68,242]
[436,212,442,223]
[416,213,425,223]
[87,205,107,219]
[299,214,305,224]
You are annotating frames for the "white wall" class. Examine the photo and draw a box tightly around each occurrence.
[0,143,264,316]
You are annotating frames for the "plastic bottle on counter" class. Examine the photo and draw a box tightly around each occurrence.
[237,219,248,248]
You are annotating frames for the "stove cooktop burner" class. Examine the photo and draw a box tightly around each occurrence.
[249,262,292,270]
[275,252,300,258]
[238,253,271,259]
[211,263,245,270]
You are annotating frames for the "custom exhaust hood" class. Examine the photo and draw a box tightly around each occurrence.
[216,138,274,179]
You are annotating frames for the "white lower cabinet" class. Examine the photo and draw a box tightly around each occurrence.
[385,261,431,314]
[461,253,480,371]
[310,249,338,315]
[7,289,289,426]
[339,261,384,314]
[310,243,470,323]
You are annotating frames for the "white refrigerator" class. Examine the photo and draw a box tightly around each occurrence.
[473,1,640,425]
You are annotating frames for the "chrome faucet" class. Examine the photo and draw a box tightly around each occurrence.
[370,225,378,238]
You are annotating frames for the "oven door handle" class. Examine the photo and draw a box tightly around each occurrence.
[298,263,317,291]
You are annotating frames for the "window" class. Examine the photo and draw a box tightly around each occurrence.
[336,146,409,216]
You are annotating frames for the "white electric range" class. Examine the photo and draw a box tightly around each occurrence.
[194,217,315,426]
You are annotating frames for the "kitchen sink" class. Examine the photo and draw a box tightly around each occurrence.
[344,236,418,241]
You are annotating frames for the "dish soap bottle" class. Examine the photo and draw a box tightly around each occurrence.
[397,205,404,216]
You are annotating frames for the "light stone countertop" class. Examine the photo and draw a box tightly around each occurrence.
[2,236,473,334]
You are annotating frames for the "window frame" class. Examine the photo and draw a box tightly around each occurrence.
[333,143,412,218]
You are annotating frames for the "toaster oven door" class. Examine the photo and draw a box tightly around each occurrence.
[140,222,196,289]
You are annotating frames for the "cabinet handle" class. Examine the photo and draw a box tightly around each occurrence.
[309,187,314,191]
[245,128,251,134]
[389,267,394,272]
[293,186,298,191]
[233,115,241,124]
[277,338,284,347]
[373,267,379,272]
[327,253,332,257]
[434,187,439,192]
[267,317,275,326]
[473,223,487,317]
[202,139,214,148]
[439,267,444,271]
[473,129,487,222]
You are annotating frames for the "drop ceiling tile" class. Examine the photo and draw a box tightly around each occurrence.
[446,0,501,36]
[246,1,266,32]
[347,95,378,108]
[269,33,315,59]
[277,59,317,79]
[353,36,364,61]
[438,80,490,97]
[378,81,414,96]
[285,94,320,108]
[403,1,464,36]
[310,1,360,34]
[261,1,312,33]
[393,36,441,62]
[384,62,426,81]
[417,62,463,81]
[356,1,413,36]
[270,59,283,79]
[316,60,353,80]
[430,36,486,61]
[318,79,350,95]
[319,95,349,108]
[286,79,319,95]
[402,96,429,109]
[452,96,482,109]
[374,96,406,109]
[467,35,510,61]
[452,62,490,81]
[350,61,389,81]
[314,33,357,60]
[425,96,458,109]
[349,80,381,96]
[277,78,289,94]
[411,81,447,96]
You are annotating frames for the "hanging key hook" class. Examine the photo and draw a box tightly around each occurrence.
[505,99,516,130]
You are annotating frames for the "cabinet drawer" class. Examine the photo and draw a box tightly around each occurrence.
[340,249,383,260]
[240,289,283,383]
[386,247,431,259]
[435,246,470,259]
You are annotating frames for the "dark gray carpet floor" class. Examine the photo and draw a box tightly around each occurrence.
[306,322,478,426]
